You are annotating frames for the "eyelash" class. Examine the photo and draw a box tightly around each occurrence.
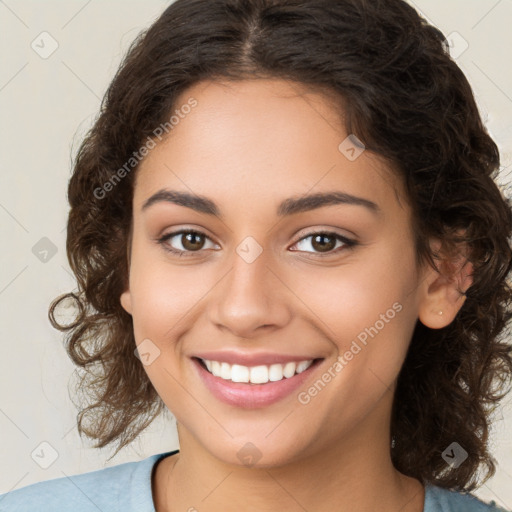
[156,229,358,258]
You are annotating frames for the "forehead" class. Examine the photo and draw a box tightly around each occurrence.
[134,78,406,217]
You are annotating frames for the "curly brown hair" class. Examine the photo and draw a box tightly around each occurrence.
[49,0,512,492]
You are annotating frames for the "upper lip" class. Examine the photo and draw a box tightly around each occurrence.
[193,351,323,367]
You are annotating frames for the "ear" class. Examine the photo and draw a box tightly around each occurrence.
[120,288,133,315]
[417,237,474,329]
[120,225,133,315]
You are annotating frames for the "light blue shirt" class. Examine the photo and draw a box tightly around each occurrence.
[1,449,510,511]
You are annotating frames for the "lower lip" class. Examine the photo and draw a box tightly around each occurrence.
[192,357,324,409]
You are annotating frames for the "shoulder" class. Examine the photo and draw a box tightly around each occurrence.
[424,484,511,512]
[0,450,176,512]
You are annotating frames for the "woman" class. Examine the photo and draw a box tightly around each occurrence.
[1,0,511,511]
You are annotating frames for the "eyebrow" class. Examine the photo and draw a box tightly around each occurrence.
[141,189,381,218]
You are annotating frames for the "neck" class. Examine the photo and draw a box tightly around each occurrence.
[152,392,425,512]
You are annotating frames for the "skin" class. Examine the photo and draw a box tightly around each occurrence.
[120,78,473,512]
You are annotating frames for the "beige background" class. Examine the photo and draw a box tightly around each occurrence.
[0,0,511,508]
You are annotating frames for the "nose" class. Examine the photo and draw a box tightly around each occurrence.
[207,244,292,338]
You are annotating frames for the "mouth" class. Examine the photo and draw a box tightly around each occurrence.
[192,356,325,408]
[194,356,321,384]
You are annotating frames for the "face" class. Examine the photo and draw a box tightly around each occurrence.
[120,78,457,467]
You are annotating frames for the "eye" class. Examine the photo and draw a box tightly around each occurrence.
[157,229,358,258]
[290,230,358,256]
[157,229,218,257]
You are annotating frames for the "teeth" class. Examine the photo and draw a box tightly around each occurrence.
[296,360,312,373]
[220,362,231,380]
[201,358,315,384]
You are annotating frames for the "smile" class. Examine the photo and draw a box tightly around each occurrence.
[192,356,325,408]
[199,358,315,384]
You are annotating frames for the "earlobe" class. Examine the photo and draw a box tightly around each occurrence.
[120,289,133,315]
[417,239,474,330]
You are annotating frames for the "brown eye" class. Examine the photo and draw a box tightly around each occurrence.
[310,233,337,253]
[157,229,218,256]
[181,232,206,251]
[291,231,357,256]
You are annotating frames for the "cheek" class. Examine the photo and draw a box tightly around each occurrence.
[127,235,208,343]
[300,258,417,416]
[127,249,206,409]
[291,243,415,341]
